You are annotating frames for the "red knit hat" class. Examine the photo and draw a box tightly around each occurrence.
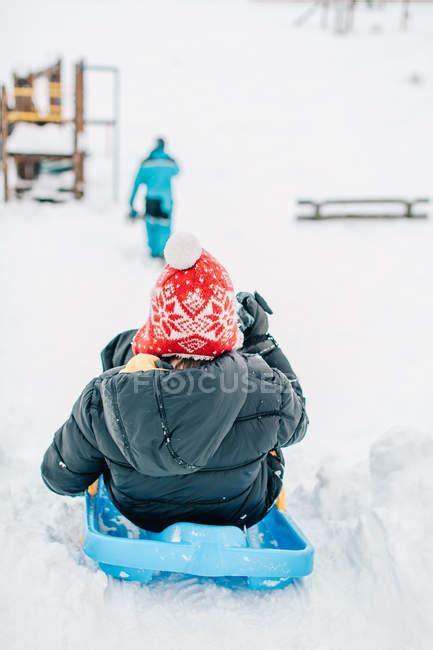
[132,233,241,359]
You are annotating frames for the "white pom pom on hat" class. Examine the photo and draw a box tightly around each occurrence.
[164,232,203,270]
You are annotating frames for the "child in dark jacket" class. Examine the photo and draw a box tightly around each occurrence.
[41,233,308,532]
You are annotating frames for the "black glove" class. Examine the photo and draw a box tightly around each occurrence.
[237,293,300,382]
[236,291,274,349]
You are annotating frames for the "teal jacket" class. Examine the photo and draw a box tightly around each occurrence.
[129,146,179,214]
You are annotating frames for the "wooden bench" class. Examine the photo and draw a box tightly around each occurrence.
[297,198,430,220]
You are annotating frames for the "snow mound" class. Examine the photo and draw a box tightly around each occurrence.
[286,428,433,649]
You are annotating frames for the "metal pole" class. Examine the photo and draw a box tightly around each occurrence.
[83,64,120,203]
[113,68,120,203]
[401,0,410,31]
[321,0,330,29]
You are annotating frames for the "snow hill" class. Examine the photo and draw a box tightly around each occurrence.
[1,1,433,649]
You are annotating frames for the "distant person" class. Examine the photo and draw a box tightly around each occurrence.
[128,138,180,257]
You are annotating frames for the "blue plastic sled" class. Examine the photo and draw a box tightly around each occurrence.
[83,478,314,590]
[145,216,171,257]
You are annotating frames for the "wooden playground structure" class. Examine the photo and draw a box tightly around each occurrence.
[0,59,119,202]
[0,59,85,201]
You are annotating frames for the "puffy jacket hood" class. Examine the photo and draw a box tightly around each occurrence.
[99,353,249,476]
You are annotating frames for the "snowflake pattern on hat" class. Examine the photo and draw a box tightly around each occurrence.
[132,250,240,359]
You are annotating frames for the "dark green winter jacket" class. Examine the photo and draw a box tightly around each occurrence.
[41,330,308,531]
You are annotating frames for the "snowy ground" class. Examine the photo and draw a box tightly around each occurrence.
[1,1,433,649]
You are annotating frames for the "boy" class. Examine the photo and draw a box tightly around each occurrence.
[41,233,308,531]
[129,138,179,257]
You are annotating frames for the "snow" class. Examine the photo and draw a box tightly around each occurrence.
[1,1,433,649]
[7,123,74,155]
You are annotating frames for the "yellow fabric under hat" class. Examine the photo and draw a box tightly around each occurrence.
[120,353,160,374]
